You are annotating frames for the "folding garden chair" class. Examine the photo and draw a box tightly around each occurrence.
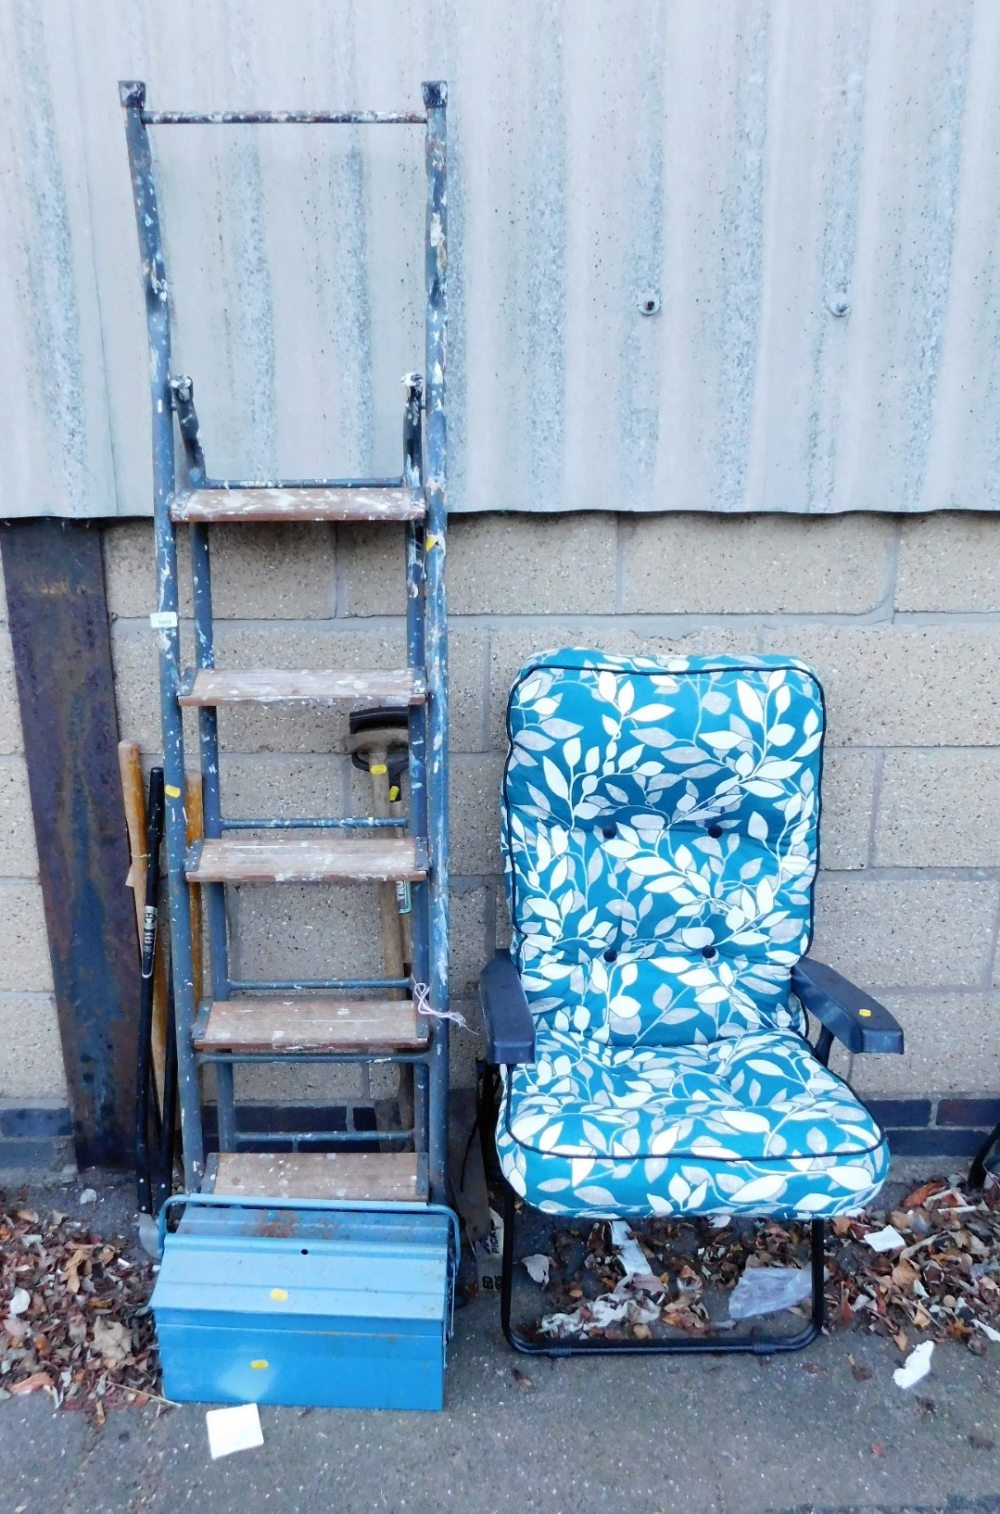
[479,649,903,1355]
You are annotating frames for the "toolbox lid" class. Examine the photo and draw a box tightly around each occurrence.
[154,1207,452,1326]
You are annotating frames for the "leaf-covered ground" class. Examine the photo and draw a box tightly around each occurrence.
[0,1200,158,1422]
[509,1172,1000,1349]
[2,1172,999,1420]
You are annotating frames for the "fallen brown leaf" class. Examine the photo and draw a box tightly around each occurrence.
[9,1372,52,1397]
[902,1180,945,1210]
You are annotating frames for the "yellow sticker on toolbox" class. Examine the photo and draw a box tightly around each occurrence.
[270,1288,289,1301]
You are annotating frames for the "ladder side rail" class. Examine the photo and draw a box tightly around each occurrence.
[120,80,205,1183]
[404,375,430,1156]
[190,521,236,1148]
[178,384,233,1140]
[422,82,449,1204]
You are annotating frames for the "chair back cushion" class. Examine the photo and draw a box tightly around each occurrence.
[502,649,825,1047]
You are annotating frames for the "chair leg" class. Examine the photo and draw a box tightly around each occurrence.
[499,1180,826,1357]
[476,1061,502,1186]
[969,1117,1000,1189]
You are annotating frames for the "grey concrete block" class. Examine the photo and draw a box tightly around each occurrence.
[875,751,1000,867]
[448,515,618,616]
[223,753,349,821]
[451,884,490,998]
[104,520,337,620]
[896,514,1000,612]
[449,1004,481,1089]
[622,513,893,614]
[495,883,512,950]
[760,626,1000,746]
[229,882,385,983]
[820,750,877,871]
[488,625,759,750]
[0,886,53,993]
[229,876,488,995]
[0,756,38,877]
[342,514,618,617]
[449,754,505,875]
[237,1062,368,1104]
[111,625,198,753]
[811,874,999,990]
[0,630,23,757]
[336,526,408,618]
[446,627,490,753]
[0,994,65,1099]
[850,993,1000,1099]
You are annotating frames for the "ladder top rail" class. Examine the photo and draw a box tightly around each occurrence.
[119,80,446,127]
[143,110,426,127]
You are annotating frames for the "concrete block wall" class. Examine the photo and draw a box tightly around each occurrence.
[0,557,72,1171]
[100,509,1000,1130]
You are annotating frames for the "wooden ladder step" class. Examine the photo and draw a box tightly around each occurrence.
[205,1152,427,1203]
[187,834,428,884]
[170,485,424,523]
[195,996,428,1053]
[179,667,425,708]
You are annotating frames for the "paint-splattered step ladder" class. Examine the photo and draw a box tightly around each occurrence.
[121,81,455,1411]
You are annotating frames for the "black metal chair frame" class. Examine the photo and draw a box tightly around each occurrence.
[970,1119,1000,1189]
[479,951,904,1358]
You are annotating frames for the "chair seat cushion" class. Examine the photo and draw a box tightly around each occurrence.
[497,1025,889,1220]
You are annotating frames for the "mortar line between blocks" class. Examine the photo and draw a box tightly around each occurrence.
[867,749,886,869]
[981,881,1000,993]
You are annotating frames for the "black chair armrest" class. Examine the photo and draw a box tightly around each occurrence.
[479,951,536,1065]
[792,957,904,1055]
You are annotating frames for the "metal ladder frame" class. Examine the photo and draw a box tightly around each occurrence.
[119,80,450,1204]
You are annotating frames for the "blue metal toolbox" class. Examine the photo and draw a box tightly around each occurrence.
[153,1198,457,1411]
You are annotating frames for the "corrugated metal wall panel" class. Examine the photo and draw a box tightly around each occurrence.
[0,0,997,518]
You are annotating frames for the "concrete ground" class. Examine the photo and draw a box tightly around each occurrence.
[2,1172,999,1514]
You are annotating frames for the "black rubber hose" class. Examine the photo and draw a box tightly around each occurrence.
[135,767,165,1215]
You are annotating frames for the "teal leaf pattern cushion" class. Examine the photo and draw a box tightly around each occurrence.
[498,649,889,1220]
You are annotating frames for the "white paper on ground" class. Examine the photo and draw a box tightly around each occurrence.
[609,1220,651,1279]
[729,1266,811,1320]
[522,1253,551,1287]
[540,1274,663,1338]
[206,1403,264,1459]
[862,1225,906,1253]
[893,1339,934,1389]
[974,1319,1000,1344]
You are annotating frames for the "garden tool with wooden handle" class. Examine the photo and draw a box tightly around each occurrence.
[348,708,413,1139]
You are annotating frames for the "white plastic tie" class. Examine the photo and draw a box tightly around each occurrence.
[413,980,474,1034]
